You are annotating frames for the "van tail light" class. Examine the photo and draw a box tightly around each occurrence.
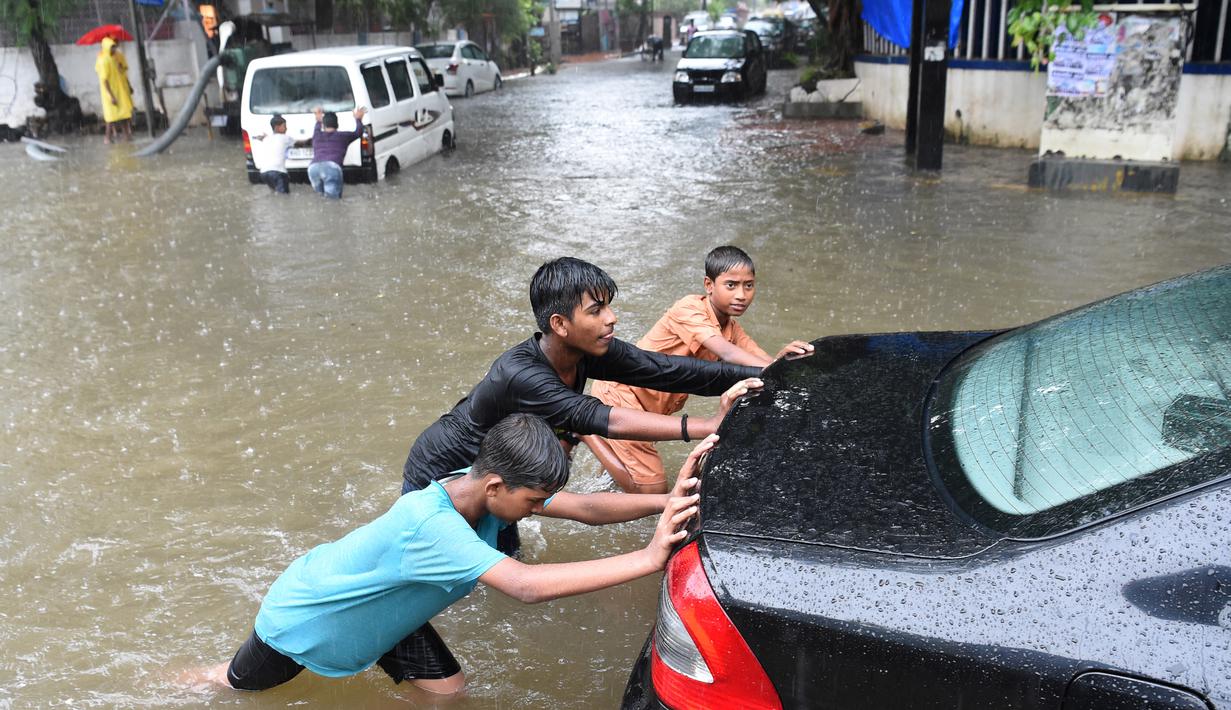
[446,62,459,75]
[361,125,374,157]
[651,542,782,710]
[241,129,253,158]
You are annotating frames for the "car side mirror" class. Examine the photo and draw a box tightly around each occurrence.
[434,74,445,89]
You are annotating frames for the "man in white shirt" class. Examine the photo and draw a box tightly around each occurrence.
[250,114,298,194]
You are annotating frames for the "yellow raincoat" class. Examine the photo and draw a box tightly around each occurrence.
[95,37,133,123]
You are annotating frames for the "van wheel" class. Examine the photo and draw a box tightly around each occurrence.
[464,80,474,98]
[385,158,400,176]
[494,75,503,90]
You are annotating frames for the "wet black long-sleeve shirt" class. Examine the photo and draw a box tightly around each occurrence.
[402,333,760,490]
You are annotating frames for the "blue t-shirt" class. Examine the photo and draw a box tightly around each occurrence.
[254,481,507,677]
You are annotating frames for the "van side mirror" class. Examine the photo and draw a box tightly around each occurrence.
[434,74,445,90]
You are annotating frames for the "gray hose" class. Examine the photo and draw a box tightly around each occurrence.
[136,52,225,157]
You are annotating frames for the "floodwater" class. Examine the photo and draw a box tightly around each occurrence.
[1,52,1229,709]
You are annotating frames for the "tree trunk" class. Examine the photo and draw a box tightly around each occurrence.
[815,0,862,74]
[26,0,84,135]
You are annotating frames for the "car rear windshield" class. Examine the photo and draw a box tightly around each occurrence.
[685,35,745,58]
[744,20,779,34]
[416,44,454,59]
[928,266,1231,538]
[248,66,355,114]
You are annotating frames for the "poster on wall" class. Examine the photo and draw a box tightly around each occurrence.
[1047,13,1118,97]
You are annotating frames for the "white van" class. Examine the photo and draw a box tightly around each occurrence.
[240,45,455,183]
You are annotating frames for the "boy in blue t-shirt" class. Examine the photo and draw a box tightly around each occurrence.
[207,412,710,696]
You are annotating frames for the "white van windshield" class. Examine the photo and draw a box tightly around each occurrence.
[248,66,356,114]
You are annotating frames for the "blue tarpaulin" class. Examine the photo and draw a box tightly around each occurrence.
[861,0,966,50]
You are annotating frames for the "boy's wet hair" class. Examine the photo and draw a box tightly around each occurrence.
[270,114,286,129]
[529,257,618,332]
[705,246,755,280]
[470,413,570,493]
[323,112,339,129]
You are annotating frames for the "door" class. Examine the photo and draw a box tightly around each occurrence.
[408,57,446,160]
[459,43,481,94]
[471,45,496,89]
[359,61,398,173]
[383,55,422,170]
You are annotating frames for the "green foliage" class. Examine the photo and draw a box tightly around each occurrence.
[546,60,556,73]
[0,0,82,44]
[1007,0,1098,70]
[780,50,799,67]
[706,2,722,22]
[443,0,533,38]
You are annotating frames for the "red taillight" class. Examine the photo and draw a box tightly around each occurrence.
[651,542,781,710]
[360,125,374,156]
[446,62,459,75]
[241,129,252,157]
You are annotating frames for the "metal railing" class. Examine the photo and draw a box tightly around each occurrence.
[861,0,1230,62]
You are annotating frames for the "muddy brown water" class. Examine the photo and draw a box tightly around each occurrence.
[1,54,1229,708]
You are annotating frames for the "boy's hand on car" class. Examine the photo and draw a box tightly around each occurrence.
[353,106,367,120]
[670,434,717,498]
[775,340,815,360]
[717,377,763,419]
[646,491,700,569]
[312,106,324,121]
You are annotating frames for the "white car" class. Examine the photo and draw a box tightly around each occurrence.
[241,46,455,182]
[414,40,502,98]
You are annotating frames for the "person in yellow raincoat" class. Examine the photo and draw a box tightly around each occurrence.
[95,37,133,143]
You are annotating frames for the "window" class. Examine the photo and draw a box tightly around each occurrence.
[415,43,454,59]
[386,58,415,101]
[361,64,391,108]
[473,46,488,61]
[684,35,746,58]
[410,59,435,95]
[461,44,478,60]
[248,66,355,114]
[929,266,1231,537]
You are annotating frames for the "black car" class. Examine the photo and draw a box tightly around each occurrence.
[744,16,796,65]
[673,30,768,104]
[623,266,1231,709]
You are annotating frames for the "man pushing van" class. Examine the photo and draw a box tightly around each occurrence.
[308,105,367,199]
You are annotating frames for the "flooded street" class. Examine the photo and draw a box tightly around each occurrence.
[2,52,1230,709]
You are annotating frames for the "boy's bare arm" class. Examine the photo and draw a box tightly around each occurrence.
[606,378,761,441]
[479,494,699,603]
[701,334,774,367]
[537,491,667,524]
[701,335,814,367]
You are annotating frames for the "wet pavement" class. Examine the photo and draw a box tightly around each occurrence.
[1,51,1230,709]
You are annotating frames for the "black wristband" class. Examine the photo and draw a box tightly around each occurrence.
[681,413,690,442]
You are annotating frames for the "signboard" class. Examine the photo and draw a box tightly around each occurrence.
[1047,14,1117,97]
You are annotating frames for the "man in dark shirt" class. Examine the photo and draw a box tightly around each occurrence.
[403,257,763,495]
[308,106,367,199]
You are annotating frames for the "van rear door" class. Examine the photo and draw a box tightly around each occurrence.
[359,60,401,176]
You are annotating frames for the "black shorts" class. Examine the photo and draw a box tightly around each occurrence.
[226,623,461,691]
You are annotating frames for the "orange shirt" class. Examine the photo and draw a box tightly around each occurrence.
[592,294,768,416]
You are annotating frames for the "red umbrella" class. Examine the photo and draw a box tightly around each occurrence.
[76,24,134,45]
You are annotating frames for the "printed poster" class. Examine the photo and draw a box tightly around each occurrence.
[1047,13,1118,97]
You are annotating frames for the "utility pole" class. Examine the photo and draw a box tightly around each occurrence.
[906,0,949,170]
[127,0,158,137]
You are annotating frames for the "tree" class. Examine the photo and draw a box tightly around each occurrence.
[809,0,861,74]
[0,0,84,131]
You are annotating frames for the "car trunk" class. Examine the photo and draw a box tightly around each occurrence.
[698,331,1003,559]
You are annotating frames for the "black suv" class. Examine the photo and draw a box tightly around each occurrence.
[673,30,767,104]
[623,265,1231,709]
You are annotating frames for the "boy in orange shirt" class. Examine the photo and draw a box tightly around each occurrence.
[586,246,813,492]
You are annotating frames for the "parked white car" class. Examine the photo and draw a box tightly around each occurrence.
[414,40,502,98]
[240,46,455,182]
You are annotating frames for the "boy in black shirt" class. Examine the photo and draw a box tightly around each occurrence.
[402,257,762,495]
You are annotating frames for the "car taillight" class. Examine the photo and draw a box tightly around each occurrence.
[446,62,459,75]
[651,542,782,710]
[361,125,374,157]
[241,129,252,157]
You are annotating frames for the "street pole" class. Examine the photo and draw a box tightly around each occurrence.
[127,0,158,138]
[904,0,924,154]
[911,0,949,170]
